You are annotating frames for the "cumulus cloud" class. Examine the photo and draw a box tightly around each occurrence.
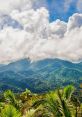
[0,0,82,63]
[0,0,36,14]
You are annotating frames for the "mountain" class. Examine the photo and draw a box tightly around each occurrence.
[0,58,82,93]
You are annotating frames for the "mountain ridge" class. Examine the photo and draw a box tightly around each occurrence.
[0,58,82,93]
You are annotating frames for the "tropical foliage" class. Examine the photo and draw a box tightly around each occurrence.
[0,85,82,117]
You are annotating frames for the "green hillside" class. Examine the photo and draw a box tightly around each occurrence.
[0,59,82,93]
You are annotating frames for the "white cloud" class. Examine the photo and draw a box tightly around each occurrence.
[67,13,82,30]
[0,1,82,63]
[0,0,36,14]
[49,19,67,38]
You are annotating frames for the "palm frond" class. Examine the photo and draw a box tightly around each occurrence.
[0,104,21,117]
[63,85,75,100]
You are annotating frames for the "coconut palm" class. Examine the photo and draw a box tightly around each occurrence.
[20,89,35,115]
[25,109,36,117]
[0,104,21,117]
[33,85,75,117]
[4,90,20,110]
[71,95,80,117]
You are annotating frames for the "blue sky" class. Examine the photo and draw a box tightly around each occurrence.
[47,0,77,22]
[36,0,81,22]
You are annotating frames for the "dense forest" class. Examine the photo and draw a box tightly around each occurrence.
[0,85,82,117]
[0,59,82,93]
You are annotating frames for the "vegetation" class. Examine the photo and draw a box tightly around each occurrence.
[0,105,21,117]
[0,59,82,93]
[0,85,82,117]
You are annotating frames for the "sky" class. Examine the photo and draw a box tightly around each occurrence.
[34,0,80,22]
[46,0,77,21]
[0,0,82,63]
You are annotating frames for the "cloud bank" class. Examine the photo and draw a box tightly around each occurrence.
[0,0,82,63]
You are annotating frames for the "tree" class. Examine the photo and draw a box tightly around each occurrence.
[0,105,21,117]
[4,90,20,110]
[33,85,75,117]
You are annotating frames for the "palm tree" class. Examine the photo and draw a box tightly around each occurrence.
[0,102,5,112]
[20,89,32,103]
[33,85,75,117]
[0,104,21,117]
[71,95,80,117]
[25,109,36,117]
[20,89,35,115]
[4,90,21,110]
